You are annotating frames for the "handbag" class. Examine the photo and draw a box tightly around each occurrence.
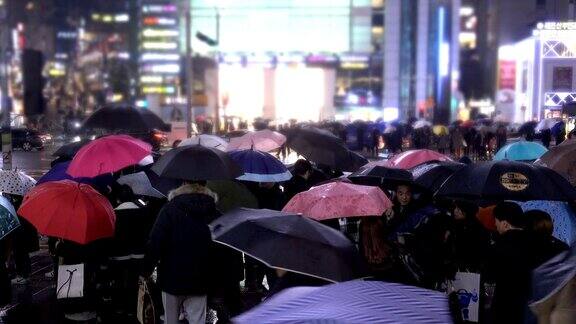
[137,276,158,324]
[447,272,481,322]
[56,264,84,299]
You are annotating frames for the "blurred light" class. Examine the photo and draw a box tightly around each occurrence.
[72,136,82,142]
[140,75,164,83]
[141,53,180,61]
[440,43,450,77]
[346,93,360,105]
[143,29,179,38]
[142,42,178,50]
[17,23,24,32]
[143,17,177,26]
[460,7,473,16]
[372,26,384,34]
[92,13,100,20]
[135,100,148,108]
[110,93,124,102]
[55,53,68,60]
[142,5,177,13]
[341,62,368,69]
[57,31,77,39]
[102,15,113,23]
[498,45,516,60]
[49,69,65,77]
[142,86,175,94]
[143,64,180,74]
[276,53,305,64]
[115,14,129,22]
[383,107,399,122]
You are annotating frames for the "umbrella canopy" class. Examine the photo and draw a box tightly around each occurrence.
[433,125,449,136]
[517,200,576,245]
[178,134,228,151]
[143,168,182,196]
[151,145,242,181]
[210,208,367,282]
[0,196,19,240]
[413,119,432,129]
[19,180,116,244]
[117,171,165,198]
[227,129,287,152]
[349,165,414,189]
[0,170,36,196]
[82,105,171,133]
[535,118,562,133]
[537,139,576,184]
[282,182,392,220]
[530,245,576,308]
[493,141,548,161]
[287,127,360,171]
[52,139,91,159]
[67,135,152,178]
[387,149,453,169]
[206,180,258,213]
[228,149,292,182]
[234,280,453,324]
[436,161,576,203]
[410,161,465,194]
[37,161,114,192]
[518,121,538,135]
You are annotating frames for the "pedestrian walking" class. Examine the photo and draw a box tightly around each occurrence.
[283,159,312,201]
[144,182,218,324]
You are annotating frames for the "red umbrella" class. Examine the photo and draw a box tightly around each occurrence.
[67,135,152,178]
[386,149,453,169]
[18,180,115,244]
[282,182,392,221]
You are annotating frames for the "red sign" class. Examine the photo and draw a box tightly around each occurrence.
[498,60,516,90]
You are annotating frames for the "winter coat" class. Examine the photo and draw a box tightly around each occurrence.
[446,217,491,273]
[145,184,218,296]
[486,230,553,324]
[283,175,311,202]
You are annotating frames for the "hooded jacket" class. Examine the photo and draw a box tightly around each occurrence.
[145,184,219,295]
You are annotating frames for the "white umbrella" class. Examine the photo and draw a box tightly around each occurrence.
[535,118,562,133]
[0,170,36,196]
[178,134,228,151]
[117,171,164,199]
[413,120,432,129]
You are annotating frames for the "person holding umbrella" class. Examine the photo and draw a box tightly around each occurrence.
[283,159,313,201]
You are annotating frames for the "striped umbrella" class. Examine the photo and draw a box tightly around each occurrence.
[234,280,453,324]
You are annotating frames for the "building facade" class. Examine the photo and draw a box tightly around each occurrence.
[384,0,461,124]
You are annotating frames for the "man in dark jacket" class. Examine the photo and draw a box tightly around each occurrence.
[283,159,312,201]
[486,202,549,324]
[145,182,218,324]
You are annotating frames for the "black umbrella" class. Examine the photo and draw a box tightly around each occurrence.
[82,105,171,133]
[151,145,242,181]
[410,161,465,194]
[52,139,91,159]
[349,165,413,189]
[144,168,182,195]
[287,127,359,171]
[210,208,367,282]
[518,121,537,135]
[436,161,576,203]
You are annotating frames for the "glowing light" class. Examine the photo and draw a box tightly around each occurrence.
[142,64,180,74]
[142,86,176,94]
[383,107,399,122]
[142,29,179,38]
[142,5,177,13]
[460,7,473,16]
[143,17,177,26]
[141,53,180,61]
[110,93,124,102]
[115,14,129,22]
[218,66,265,122]
[102,15,113,23]
[140,75,164,83]
[49,69,65,77]
[275,66,325,122]
[142,42,178,50]
[135,100,148,108]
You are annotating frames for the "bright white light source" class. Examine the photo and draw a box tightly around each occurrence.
[383,107,399,122]
[143,64,180,74]
[115,14,129,22]
[140,75,164,83]
[141,53,180,61]
[143,29,179,38]
[142,42,178,50]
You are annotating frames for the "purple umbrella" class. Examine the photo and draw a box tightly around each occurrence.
[38,162,114,192]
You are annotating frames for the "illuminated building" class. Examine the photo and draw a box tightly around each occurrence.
[499,22,576,123]
[189,0,384,124]
[383,0,461,124]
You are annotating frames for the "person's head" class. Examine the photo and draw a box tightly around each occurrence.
[293,159,313,180]
[493,201,525,234]
[395,184,412,206]
[525,210,554,237]
[453,200,479,221]
[259,182,275,189]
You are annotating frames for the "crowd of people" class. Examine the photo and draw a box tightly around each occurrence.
[0,119,575,324]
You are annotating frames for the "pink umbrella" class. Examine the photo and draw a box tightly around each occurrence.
[227,129,286,152]
[67,135,152,178]
[387,149,452,169]
[282,182,392,221]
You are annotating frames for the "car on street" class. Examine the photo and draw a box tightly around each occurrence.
[12,128,45,151]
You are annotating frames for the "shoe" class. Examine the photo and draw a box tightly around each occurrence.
[10,276,28,285]
[44,270,54,279]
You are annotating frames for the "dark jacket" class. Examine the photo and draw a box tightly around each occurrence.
[283,175,311,202]
[267,272,329,298]
[446,217,491,274]
[255,184,286,211]
[145,186,217,296]
[110,199,160,259]
[486,230,553,324]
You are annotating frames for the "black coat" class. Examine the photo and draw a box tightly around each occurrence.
[145,193,216,296]
[486,230,555,324]
[283,175,310,202]
[110,200,160,259]
[446,218,491,273]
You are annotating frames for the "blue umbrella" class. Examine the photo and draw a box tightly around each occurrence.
[493,141,548,161]
[531,244,576,307]
[0,195,19,240]
[228,149,292,182]
[234,280,452,324]
[38,161,114,192]
[517,200,576,245]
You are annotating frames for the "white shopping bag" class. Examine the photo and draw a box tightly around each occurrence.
[56,264,84,299]
[448,272,481,322]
